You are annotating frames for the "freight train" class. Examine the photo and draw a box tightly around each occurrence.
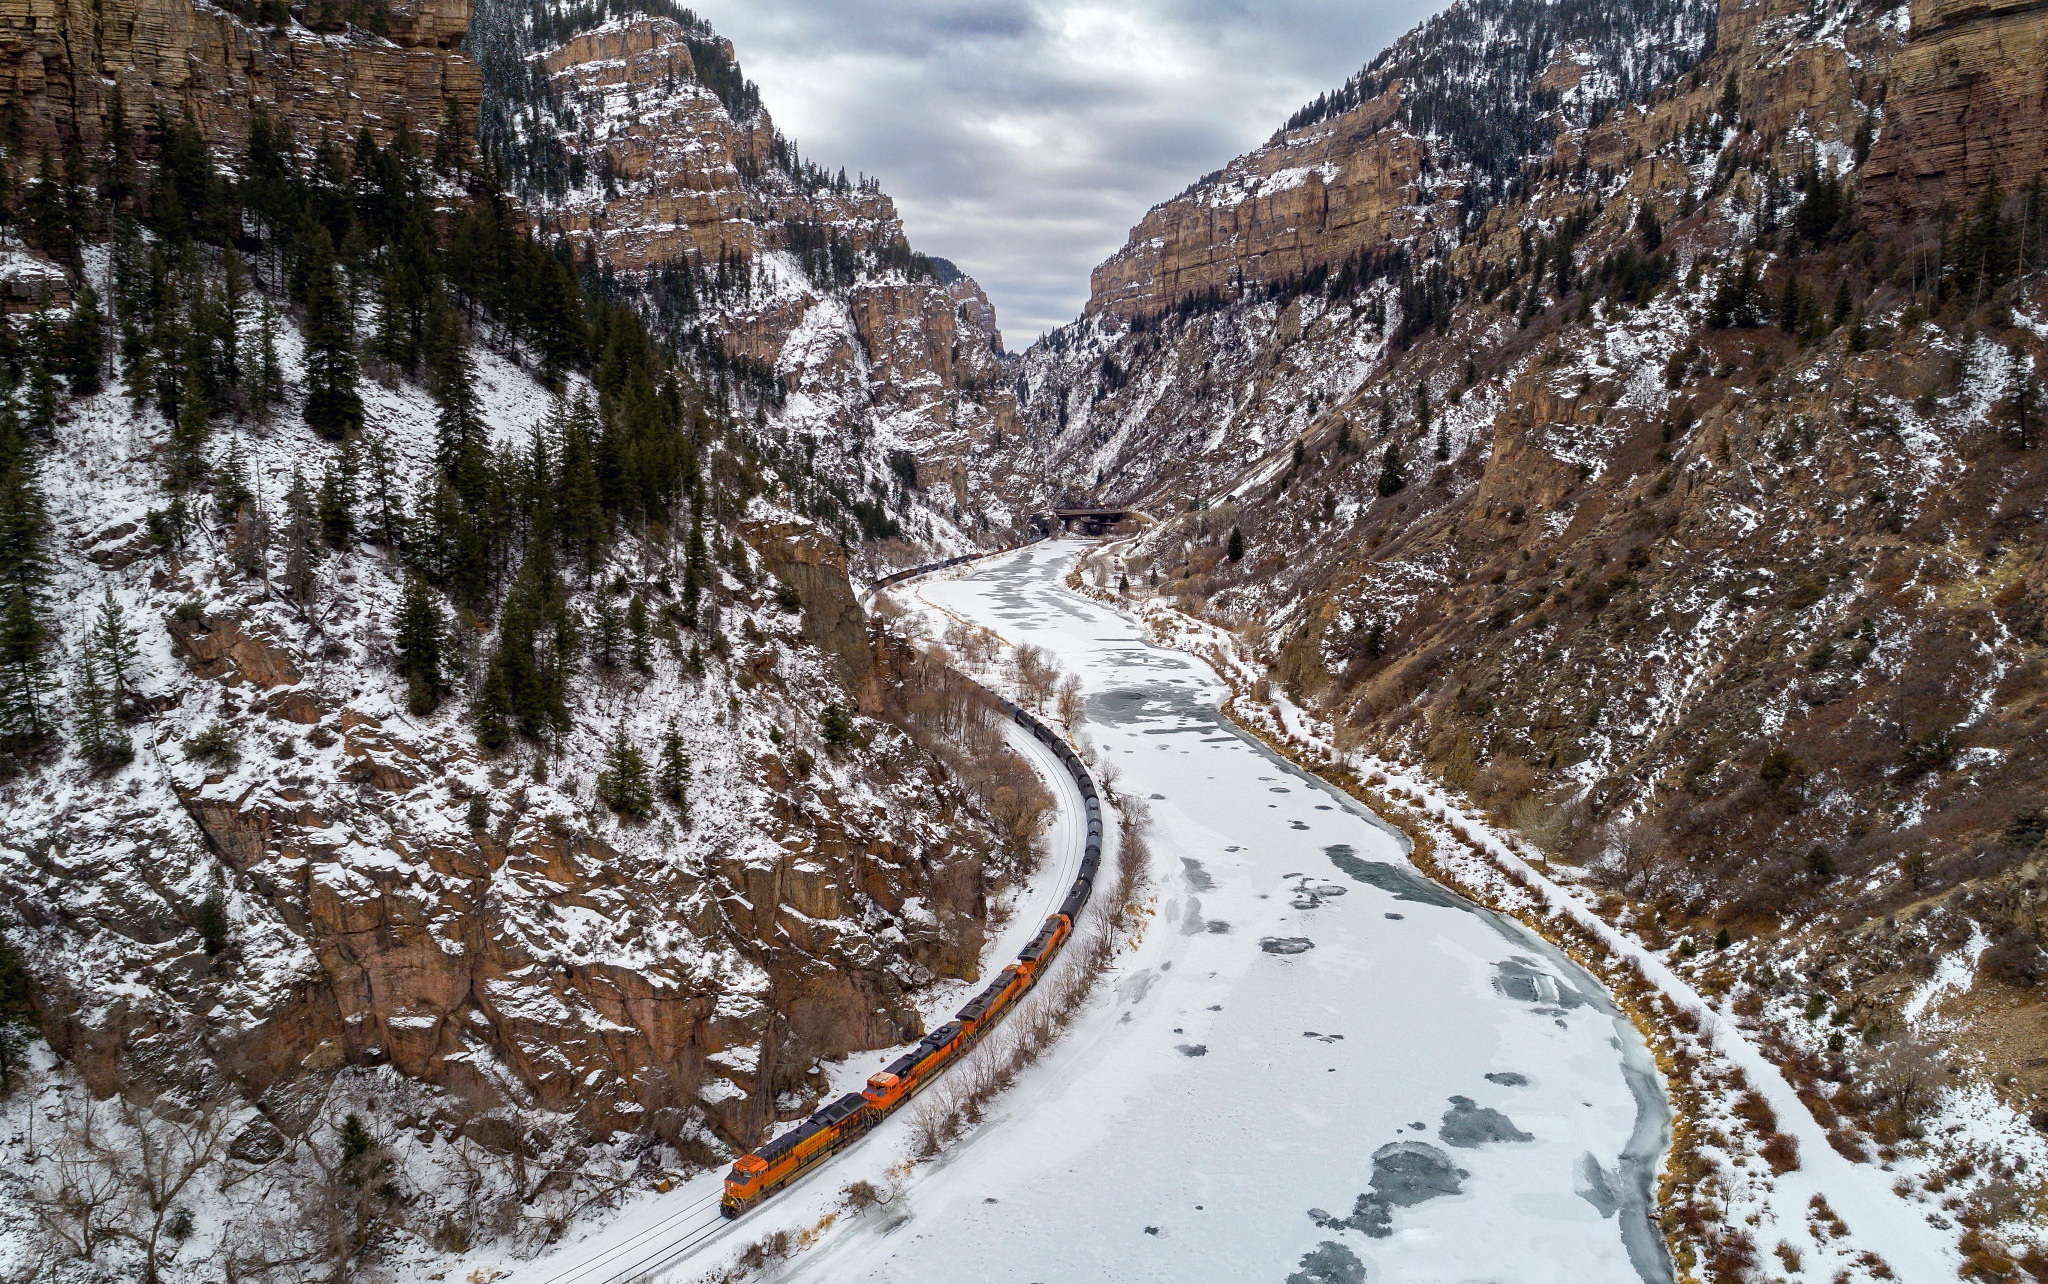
[721,691,1103,1218]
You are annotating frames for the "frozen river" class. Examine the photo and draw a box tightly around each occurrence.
[792,541,1674,1284]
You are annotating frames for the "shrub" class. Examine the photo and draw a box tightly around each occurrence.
[185,724,240,768]
[196,888,231,955]
[820,703,860,749]
[1758,747,1804,791]
[1981,931,2045,987]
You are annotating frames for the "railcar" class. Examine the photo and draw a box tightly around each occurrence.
[723,545,1096,1219]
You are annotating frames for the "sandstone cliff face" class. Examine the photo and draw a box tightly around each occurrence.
[0,0,479,159]
[1861,0,2048,222]
[1087,90,1436,322]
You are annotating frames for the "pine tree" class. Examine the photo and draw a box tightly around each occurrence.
[216,434,254,515]
[425,288,486,497]
[248,296,285,419]
[627,593,651,672]
[596,730,653,818]
[657,722,692,820]
[317,441,359,548]
[72,645,131,769]
[394,575,446,715]
[2010,345,2039,450]
[22,324,59,439]
[278,466,321,607]
[1376,444,1406,497]
[166,352,211,492]
[302,231,364,440]
[557,399,605,575]
[592,597,624,669]
[61,283,104,396]
[473,663,511,751]
[1226,526,1244,563]
[0,929,34,1094]
[361,433,402,546]
[0,409,53,746]
[88,589,140,697]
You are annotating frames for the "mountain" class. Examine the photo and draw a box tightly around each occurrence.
[0,1,1050,1274]
[467,0,1027,567]
[990,0,2048,1261]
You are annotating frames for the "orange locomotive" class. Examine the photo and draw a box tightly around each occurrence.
[722,693,1100,1218]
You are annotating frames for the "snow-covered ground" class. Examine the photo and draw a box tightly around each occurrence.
[780,542,1672,1284]
[473,714,1095,1284]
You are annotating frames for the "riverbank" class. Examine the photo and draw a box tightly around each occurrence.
[1063,550,1964,1284]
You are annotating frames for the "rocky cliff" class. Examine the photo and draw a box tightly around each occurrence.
[1087,0,1716,322]
[0,0,479,158]
[1861,0,2048,222]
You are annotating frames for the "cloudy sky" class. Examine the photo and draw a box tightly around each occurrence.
[692,0,1447,340]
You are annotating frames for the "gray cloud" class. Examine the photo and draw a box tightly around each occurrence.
[693,0,1448,338]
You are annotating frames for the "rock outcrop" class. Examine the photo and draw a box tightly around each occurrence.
[1087,89,1435,322]
[1861,0,2048,222]
[0,0,480,160]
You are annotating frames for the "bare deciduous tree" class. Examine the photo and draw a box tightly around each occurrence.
[1867,1034,1942,1121]
[32,1094,129,1263]
[118,1093,230,1283]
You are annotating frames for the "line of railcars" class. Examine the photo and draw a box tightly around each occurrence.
[722,632,1101,1217]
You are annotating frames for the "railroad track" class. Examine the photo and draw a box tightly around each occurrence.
[512,542,1095,1284]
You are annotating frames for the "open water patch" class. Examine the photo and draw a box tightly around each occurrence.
[1260,937,1316,955]
[1439,1095,1534,1148]
[1493,957,1586,1010]
[1310,1142,1468,1239]
[1285,1241,1368,1284]
[1325,845,1464,908]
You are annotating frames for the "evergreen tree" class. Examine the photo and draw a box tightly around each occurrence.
[216,434,254,516]
[0,929,34,1094]
[591,597,624,669]
[361,433,403,545]
[317,441,359,547]
[278,466,321,607]
[627,593,651,672]
[1707,253,1765,329]
[0,409,53,746]
[657,723,691,819]
[166,352,211,492]
[596,730,654,818]
[195,886,230,955]
[557,399,605,575]
[72,646,131,769]
[1226,526,1244,563]
[425,288,485,497]
[473,663,512,752]
[1376,444,1407,497]
[248,296,285,419]
[302,230,364,440]
[482,548,575,742]
[2010,345,2039,450]
[393,575,446,714]
[88,589,141,697]
[60,284,104,396]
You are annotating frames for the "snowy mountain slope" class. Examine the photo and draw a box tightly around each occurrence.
[469,1,1029,567]
[982,0,2048,1266]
